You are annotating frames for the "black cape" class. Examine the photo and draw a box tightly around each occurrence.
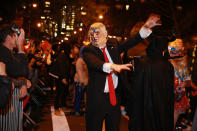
[127,36,175,131]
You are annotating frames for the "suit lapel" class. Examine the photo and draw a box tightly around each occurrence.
[107,45,119,64]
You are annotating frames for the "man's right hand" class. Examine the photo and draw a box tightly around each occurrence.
[111,63,133,73]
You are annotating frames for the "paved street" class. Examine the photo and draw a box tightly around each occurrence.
[23,90,129,131]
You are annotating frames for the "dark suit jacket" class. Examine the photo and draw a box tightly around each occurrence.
[82,34,143,111]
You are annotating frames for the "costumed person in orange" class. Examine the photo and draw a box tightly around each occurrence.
[168,38,191,127]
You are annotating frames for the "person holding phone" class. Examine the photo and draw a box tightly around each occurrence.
[0,23,30,131]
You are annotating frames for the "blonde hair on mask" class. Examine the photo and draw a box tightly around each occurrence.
[89,22,107,37]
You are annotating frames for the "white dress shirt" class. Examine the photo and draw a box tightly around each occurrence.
[101,47,118,92]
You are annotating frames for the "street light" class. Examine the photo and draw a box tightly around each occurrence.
[32,3,37,8]
[37,22,41,28]
[73,31,77,34]
[99,15,103,20]
[79,27,83,32]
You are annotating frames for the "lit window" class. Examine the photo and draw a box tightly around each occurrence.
[62,23,66,28]
[45,29,48,33]
[45,5,50,7]
[81,12,87,15]
[64,37,68,40]
[66,32,71,37]
[41,16,45,19]
[62,10,66,15]
[45,1,50,5]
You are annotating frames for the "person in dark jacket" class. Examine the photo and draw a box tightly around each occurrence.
[50,42,71,115]
[0,23,30,131]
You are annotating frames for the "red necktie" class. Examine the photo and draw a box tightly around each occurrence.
[101,47,117,106]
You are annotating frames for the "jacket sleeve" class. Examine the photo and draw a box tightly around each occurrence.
[119,33,143,53]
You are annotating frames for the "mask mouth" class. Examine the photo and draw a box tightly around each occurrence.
[168,47,179,54]
[168,46,184,55]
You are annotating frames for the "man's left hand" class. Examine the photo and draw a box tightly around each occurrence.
[144,14,162,29]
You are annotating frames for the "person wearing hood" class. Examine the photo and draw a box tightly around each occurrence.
[127,33,175,131]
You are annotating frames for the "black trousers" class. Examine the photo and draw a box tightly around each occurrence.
[192,107,197,131]
[54,79,69,109]
[86,93,121,131]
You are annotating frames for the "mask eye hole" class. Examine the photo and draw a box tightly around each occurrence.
[89,28,100,36]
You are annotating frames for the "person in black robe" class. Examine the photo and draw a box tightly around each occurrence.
[127,35,175,131]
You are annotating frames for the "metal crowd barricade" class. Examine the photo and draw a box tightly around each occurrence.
[0,88,23,131]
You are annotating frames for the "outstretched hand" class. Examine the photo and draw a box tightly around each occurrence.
[144,14,161,29]
[111,63,132,73]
